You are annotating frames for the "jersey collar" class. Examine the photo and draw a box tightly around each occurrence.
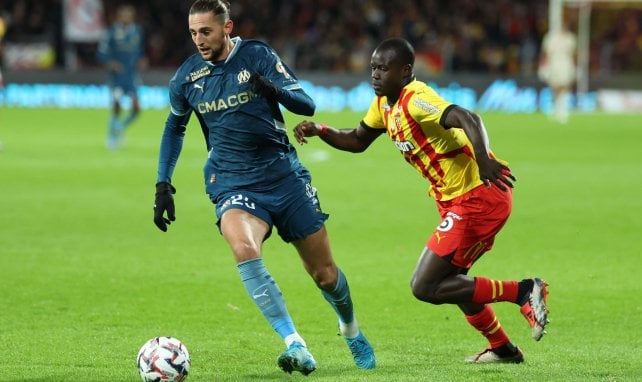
[205,36,242,67]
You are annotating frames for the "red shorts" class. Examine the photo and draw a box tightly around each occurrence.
[427,184,512,269]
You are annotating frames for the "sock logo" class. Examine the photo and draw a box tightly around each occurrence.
[252,288,269,299]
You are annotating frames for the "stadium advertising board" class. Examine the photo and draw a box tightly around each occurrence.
[0,79,629,114]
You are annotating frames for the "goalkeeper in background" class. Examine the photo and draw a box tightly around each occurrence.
[97,4,147,150]
[152,0,375,375]
[294,37,549,364]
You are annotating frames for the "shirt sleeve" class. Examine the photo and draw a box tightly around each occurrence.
[168,71,191,116]
[157,112,189,183]
[362,96,386,130]
[407,87,453,128]
[253,44,315,116]
[157,71,191,183]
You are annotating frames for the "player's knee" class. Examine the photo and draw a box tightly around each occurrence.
[230,241,261,262]
[310,265,337,291]
[315,277,335,291]
[410,280,443,305]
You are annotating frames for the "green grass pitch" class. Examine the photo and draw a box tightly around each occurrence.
[1,107,641,381]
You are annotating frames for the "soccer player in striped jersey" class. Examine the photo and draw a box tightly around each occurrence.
[97,4,146,150]
[152,0,375,375]
[294,38,549,364]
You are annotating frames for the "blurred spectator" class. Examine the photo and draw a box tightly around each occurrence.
[0,0,640,75]
[1,0,61,69]
[0,10,6,86]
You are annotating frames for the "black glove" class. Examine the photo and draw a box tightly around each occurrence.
[249,73,280,101]
[154,182,176,232]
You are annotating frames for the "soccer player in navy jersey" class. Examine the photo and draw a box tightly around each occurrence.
[152,0,375,375]
[97,4,146,150]
[294,38,549,364]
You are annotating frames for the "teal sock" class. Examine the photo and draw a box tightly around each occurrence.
[237,258,296,340]
[122,110,139,128]
[321,269,355,325]
[108,113,120,140]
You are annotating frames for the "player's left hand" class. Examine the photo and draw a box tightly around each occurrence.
[249,73,280,101]
[477,157,516,191]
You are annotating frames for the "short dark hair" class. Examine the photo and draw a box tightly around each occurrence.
[189,0,230,22]
[377,38,415,66]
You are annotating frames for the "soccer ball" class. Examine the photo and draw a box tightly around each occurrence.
[137,336,191,382]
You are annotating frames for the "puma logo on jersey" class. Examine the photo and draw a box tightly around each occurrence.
[194,82,204,92]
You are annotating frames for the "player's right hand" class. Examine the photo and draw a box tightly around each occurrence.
[292,120,318,144]
[154,182,176,232]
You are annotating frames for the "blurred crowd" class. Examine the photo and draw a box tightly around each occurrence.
[0,0,640,75]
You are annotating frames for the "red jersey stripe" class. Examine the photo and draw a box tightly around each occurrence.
[399,90,446,181]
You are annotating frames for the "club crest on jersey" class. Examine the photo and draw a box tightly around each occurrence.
[388,107,403,137]
[189,66,211,82]
[394,111,402,131]
[237,69,251,84]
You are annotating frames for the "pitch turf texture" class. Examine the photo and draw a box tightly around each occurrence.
[1,107,640,382]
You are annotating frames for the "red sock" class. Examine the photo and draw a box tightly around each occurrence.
[465,305,510,348]
[471,277,518,304]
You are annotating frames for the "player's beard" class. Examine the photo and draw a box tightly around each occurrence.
[201,31,229,62]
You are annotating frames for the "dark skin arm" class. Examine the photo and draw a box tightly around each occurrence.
[294,106,515,190]
[293,121,383,153]
[444,106,516,191]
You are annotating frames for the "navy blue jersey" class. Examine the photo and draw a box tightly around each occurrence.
[97,22,144,90]
[158,37,316,197]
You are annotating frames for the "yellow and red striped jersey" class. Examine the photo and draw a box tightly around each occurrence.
[363,80,492,201]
